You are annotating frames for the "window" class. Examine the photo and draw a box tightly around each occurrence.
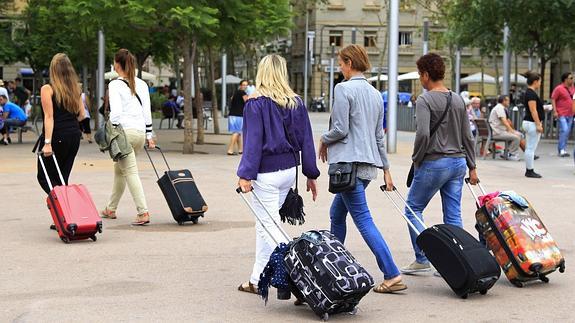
[329,30,343,47]
[364,31,378,48]
[399,31,412,46]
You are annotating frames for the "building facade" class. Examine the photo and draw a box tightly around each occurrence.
[290,0,551,106]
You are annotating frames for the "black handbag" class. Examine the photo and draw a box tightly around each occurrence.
[279,117,305,225]
[407,91,452,187]
[328,162,358,193]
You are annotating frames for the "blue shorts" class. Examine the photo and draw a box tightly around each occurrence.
[228,116,243,134]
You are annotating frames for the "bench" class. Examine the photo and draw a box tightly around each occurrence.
[474,118,510,160]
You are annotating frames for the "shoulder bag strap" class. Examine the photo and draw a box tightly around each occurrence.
[281,113,299,192]
[119,79,143,106]
[423,91,452,138]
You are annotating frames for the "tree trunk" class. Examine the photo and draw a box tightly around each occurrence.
[540,57,547,98]
[230,49,236,75]
[208,46,220,134]
[195,45,205,145]
[183,35,195,154]
[136,53,148,79]
[493,53,500,96]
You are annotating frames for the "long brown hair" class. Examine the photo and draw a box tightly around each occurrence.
[114,48,136,95]
[49,53,82,114]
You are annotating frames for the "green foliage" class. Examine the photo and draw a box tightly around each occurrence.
[150,92,167,112]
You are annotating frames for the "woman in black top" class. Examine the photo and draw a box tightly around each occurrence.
[226,80,248,155]
[37,53,85,194]
[522,72,544,178]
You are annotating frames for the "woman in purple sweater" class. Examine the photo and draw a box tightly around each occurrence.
[236,54,320,294]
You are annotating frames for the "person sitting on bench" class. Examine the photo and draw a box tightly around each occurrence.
[0,94,28,145]
[488,95,525,161]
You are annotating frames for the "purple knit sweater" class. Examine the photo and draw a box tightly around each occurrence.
[236,96,320,180]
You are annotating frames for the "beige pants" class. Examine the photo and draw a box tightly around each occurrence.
[107,129,148,214]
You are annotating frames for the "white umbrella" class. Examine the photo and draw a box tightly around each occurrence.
[214,75,243,84]
[498,73,527,85]
[460,72,496,84]
[367,74,388,82]
[105,69,156,82]
[398,71,420,81]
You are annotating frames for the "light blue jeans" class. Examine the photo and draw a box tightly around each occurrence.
[404,157,467,264]
[330,179,401,280]
[557,116,573,153]
[522,121,541,170]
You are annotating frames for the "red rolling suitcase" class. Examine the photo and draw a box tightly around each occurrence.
[38,153,102,243]
[466,180,565,287]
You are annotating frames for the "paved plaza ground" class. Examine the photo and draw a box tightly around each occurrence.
[1,113,573,322]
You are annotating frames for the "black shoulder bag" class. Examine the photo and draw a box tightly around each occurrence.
[279,117,306,226]
[406,91,452,187]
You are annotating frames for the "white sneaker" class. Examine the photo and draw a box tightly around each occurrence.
[400,261,432,274]
[507,154,520,161]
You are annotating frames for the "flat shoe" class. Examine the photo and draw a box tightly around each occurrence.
[101,209,117,219]
[238,281,259,294]
[373,281,407,294]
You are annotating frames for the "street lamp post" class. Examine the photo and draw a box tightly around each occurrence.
[97,29,105,127]
[387,0,399,153]
[422,18,429,55]
[455,48,461,94]
[304,10,309,107]
[329,43,335,112]
[502,24,511,96]
[221,53,227,117]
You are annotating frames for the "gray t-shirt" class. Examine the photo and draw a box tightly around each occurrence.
[489,103,508,136]
[413,90,476,169]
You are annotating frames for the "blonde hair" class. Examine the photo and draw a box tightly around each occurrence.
[255,54,299,109]
[49,53,82,115]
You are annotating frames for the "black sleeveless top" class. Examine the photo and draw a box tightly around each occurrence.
[42,92,82,140]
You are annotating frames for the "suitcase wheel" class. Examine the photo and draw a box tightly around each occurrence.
[539,275,549,283]
[347,307,358,316]
[460,293,468,299]
[321,313,329,322]
[60,236,70,244]
[480,289,488,295]
[559,260,565,273]
[511,280,524,288]
[90,235,97,242]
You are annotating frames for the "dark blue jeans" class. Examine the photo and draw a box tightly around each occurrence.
[404,157,467,264]
[330,178,400,280]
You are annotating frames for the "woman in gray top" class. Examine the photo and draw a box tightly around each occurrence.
[319,45,405,293]
[400,53,479,274]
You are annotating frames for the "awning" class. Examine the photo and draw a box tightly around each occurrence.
[460,72,496,84]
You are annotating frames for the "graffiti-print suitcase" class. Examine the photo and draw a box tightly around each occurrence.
[236,188,373,320]
[467,181,565,287]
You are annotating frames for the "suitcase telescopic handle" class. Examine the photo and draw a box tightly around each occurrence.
[37,152,66,191]
[464,178,487,209]
[144,146,170,180]
[236,187,291,245]
[380,185,427,236]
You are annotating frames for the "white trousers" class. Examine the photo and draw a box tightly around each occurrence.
[249,167,296,284]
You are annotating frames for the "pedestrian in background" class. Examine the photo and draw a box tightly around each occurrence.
[36,53,85,194]
[318,44,405,294]
[522,71,544,178]
[227,80,248,155]
[551,72,574,158]
[0,80,9,103]
[237,54,319,294]
[101,48,155,225]
[80,89,93,143]
[401,53,478,275]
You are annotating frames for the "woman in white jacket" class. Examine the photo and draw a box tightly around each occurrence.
[101,48,155,225]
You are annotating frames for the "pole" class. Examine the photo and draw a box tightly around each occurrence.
[502,23,511,96]
[351,27,357,44]
[303,10,309,107]
[422,18,429,55]
[455,48,461,94]
[97,29,105,127]
[528,49,533,71]
[329,43,335,112]
[387,0,399,153]
[221,53,227,116]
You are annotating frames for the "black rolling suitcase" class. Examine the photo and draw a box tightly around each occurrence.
[381,185,500,299]
[236,188,373,321]
[145,147,207,225]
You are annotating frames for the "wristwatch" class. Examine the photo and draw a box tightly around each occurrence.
[44,139,51,144]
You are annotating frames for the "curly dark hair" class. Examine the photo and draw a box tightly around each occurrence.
[416,53,445,81]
